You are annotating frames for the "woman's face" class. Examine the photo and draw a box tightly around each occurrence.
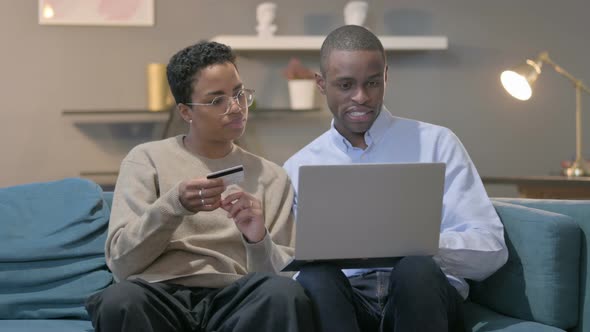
[185,62,248,146]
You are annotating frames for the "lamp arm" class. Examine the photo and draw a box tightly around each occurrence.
[540,52,590,95]
[538,52,590,175]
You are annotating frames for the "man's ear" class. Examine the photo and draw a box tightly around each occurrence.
[384,64,388,83]
[315,72,326,95]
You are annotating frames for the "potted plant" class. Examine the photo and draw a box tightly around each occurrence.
[282,58,317,110]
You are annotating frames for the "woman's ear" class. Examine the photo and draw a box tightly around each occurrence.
[178,104,192,123]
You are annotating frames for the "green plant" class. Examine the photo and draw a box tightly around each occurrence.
[282,57,315,80]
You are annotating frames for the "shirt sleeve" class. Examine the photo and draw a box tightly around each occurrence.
[243,168,296,277]
[105,156,193,281]
[433,129,508,281]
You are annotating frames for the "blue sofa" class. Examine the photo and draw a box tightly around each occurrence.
[0,178,588,331]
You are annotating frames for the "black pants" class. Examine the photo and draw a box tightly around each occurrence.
[297,256,464,332]
[85,273,316,332]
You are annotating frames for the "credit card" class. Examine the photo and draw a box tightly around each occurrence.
[206,165,244,186]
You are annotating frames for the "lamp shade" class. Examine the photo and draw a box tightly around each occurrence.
[501,59,543,101]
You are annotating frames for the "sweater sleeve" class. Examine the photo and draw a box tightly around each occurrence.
[433,129,508,281]
[105,156,194,281]
[243,168,296,276]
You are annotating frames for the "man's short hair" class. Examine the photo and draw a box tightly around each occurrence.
[320,25,386,76]
[167,41,237,105]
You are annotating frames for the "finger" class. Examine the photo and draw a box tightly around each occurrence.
[197,196,222,210]
[226,197,252,218]
[201,179,226,192]
[228,198,259,219]
[184,178,208,190]
[201,178,226,191]
[207,178,225,187]
[222,191,246,205]
[199,200,222,212]
[201,195,222,206]
[220,200,238,213]
[225,199,244,218]
[220,201,232,212]
[200,186,227,199]
[186,178,226,191]
[184,194,222,210]
[185,199,218,213]
[250,198,260,209]
[183,191,200,202]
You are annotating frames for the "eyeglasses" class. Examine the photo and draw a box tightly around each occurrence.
[185,89,255,115]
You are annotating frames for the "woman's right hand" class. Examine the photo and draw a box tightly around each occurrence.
[178,177,226,213]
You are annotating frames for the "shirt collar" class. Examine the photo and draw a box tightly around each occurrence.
[329,105,394,152]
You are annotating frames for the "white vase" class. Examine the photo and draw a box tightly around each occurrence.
[288,79,316,110]
[146,63,174,112]
[256,2,277,37]
[344,1,368,27]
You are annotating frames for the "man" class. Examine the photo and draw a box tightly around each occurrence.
[85,41,315,332]
[283,25,508,332]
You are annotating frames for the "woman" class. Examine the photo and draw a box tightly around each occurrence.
[85,41,315,332]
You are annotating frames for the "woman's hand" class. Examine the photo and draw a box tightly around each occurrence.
[221,191,266,243]
[179,178,226,213]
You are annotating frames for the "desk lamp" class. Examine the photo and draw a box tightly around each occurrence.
[501,51,590,177]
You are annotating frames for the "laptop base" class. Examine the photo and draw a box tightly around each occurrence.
[281,256,406,272]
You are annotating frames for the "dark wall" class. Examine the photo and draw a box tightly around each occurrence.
[1,0,589,197]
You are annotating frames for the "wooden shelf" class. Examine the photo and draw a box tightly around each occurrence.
[482,175,590,186]
[80,171,118,190]
[482,175,590,199]
[61,108,326,124]
[210,35,448,51]
[252,107,329,118]
[62,109,170,124]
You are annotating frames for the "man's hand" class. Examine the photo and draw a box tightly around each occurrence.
[221,191,266,243]
[178,178,225,213]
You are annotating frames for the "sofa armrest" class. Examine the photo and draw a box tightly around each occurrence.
[0,178,113,320]
[469,200,581,330]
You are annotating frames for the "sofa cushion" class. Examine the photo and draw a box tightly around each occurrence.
[464,302,566,332]
[469,201,581,329]
[0,178,113,320]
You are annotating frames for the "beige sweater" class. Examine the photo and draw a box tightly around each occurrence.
[105,136,295,288]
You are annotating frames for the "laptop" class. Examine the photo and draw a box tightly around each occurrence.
[281,162,445,271]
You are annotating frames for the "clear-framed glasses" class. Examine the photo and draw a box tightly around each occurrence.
[185,89,255,116]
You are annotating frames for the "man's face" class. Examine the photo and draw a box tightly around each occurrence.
[183,62,248,144]
[317,50,387,146]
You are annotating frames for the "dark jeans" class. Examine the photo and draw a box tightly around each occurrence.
[85,273,316,332]
[297,256,464,332]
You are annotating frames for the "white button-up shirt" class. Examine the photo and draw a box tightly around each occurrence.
[283,107,508,299]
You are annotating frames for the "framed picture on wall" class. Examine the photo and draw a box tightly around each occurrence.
[38,0,154,26]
